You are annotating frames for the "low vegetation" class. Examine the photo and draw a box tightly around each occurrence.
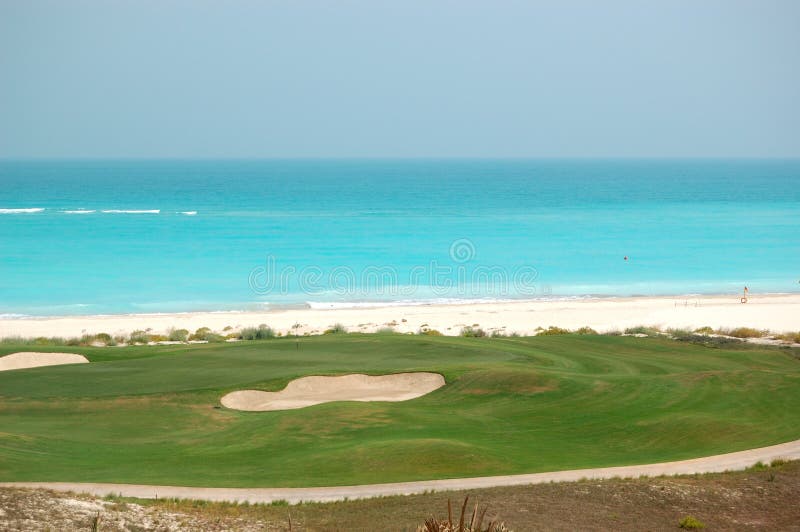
[239,324,275,340]
[460,326,486,337]
[3,460,799,531]
[323,323,348,334]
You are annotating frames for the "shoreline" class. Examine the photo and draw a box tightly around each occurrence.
[1,293,798,339]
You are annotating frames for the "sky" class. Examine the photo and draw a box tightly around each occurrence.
[1,0,799,159]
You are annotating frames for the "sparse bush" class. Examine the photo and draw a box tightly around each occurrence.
[324,323,347,334]
[537,326,571,336]
[694,326,714,334]
[624,325,661,336]
[722,327,765,339]
[679,516,705,529]
[460,326,486,338]
[419,496,508,532]
[490,330,507,338]
[128,330,150,344]
[375,326,396,334]
[776,331,800,343]
[574,326,598,335]
[189,327,211,340]
[419,328,443,336]
[168,328,189,342]
[94,332,112,344]
[240,324,275,340]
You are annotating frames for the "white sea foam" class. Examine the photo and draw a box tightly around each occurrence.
[180,211,198,215]
[0,208,45,214]
[305,297,546,310]
[0,313,30,319]
[101,209,160,214]
[63,210,96,214]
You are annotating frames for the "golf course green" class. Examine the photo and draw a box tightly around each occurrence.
[1,334,799,487]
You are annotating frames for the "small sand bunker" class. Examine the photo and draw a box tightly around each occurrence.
[221,372,445,412]
[0,352,89,372]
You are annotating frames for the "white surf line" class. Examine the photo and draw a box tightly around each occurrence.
[2,439,799,504]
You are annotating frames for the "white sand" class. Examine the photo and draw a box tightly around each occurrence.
[0,352,89,372]
[1,294,798,339]
[221,372,445,411]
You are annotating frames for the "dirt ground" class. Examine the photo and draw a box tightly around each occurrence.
[2,460,798,531]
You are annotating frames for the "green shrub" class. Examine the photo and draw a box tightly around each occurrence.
[323,323,347,334]
[94,332,112,344]
[776,331,800,343]
[679,516,705,529]
[168,328,189,342]
[128,330,150,344]
[418,328,443,336]
[574,326,598,335]
[694,326,714,334]
[240,324,275,340]
[375,327,396,335]
[537,326,571,336]
[490,330,507,338]
[723,327,764,339]
[624,325,661,336]
[460,326,486,338]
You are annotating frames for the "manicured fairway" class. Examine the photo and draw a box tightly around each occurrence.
[0,335,799,487]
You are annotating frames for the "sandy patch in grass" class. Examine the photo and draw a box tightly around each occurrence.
[0,352,89,372]
[221,372,445,411]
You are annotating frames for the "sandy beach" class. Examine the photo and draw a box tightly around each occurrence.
[1,293,798,339]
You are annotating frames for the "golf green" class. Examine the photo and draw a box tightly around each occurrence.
[0,334,798,487]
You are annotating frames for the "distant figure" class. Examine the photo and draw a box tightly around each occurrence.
[741,286,749,304]
[623,256,628,261]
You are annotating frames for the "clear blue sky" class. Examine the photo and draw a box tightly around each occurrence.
[1,0,798,159]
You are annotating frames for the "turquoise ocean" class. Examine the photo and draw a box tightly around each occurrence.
[0,159,798,317]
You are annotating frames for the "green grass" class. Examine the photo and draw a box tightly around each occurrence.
[0,334,799,487]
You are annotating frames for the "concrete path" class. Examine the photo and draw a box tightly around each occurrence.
[3,439,799,504]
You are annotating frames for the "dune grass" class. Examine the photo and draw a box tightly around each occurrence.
[0,334,799,488]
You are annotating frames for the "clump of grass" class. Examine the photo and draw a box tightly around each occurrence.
[719,327,765,339]
[490,330,507,338]
[128,330,150,344]
[324,323,348,334]
[94,332,112,344]
[420,496,508,532]
[418,328,443,336]
[239,324,275,340]
[537,326,571,336]
[574,326,598,335]
[624,325,661,336]
[678,515,705,529]
[460,326,486,338]
[694,326,714,334]
[189,327,225,342]
[168,328,189,342]
[776,331,800,343]
[375,326,396,335]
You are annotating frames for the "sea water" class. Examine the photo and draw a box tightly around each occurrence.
[0,159,798,316]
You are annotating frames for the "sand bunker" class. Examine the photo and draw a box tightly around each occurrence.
[0,352,89,372]
[221,372,445,411]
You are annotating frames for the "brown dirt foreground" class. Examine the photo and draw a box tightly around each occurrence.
[2,461,799,531]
